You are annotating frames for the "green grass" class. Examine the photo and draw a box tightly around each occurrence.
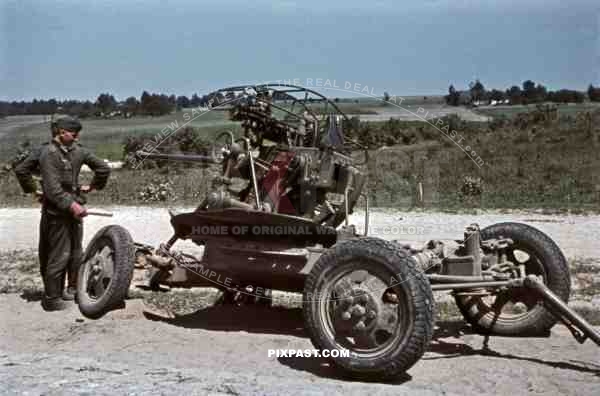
[95,142,125,160]
[0,110,236,160]
[0,97,445,161]
[1,102,599,211]
[475,102,600,119]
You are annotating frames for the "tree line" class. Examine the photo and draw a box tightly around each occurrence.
[445,80,600,106]
[0,91,229,118]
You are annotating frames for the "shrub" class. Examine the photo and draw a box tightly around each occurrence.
[459,176,483,198]
[137,179,176,202]
[122,127,211,169]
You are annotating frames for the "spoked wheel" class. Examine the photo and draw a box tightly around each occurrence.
[325,269,410,352]
[77,225,135,319]
[455,222,571,336]
[303,238,434,380]
[84,246,114,299]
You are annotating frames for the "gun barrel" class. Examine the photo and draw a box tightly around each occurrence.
[136,151,217,163]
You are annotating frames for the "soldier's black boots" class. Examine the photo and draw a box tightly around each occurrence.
[41,296,70,311]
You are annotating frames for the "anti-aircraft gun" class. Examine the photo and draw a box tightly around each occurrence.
[76,84,599,381]
[138,84,369,228]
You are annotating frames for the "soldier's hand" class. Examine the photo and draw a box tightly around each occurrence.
[69,202,88,218]
[79,184,94,194]
[33,190,43,203]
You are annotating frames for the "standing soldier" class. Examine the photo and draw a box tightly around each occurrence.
[15,117,110,311]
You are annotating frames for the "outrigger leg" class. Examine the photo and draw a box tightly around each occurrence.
[520,275,600,346]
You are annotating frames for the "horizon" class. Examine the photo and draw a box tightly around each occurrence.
[0,80,595,104]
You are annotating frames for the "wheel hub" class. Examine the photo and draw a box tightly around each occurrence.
[333,286,382,335]
[83,245,115,299]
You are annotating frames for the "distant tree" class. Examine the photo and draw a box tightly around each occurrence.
[82,101,94,117]
[0,102,8,118]
[143,94,172,116]
[140,90,150,106]
[507,85,522,105]
[469,80,486,103]
[96,93,117,116]
[176,95,190,109]
[168,94,176,108]
[190,93,202,107]
[522,80,536,104]
[123,96,139,116]
[162,94,174,114]
[46,99,58,114]
[535,84,548,103]
[549,89,585,104]
[140,91,153,115]
[146,93,175,116]
[522,80,535,92]
[588,84,600,102]
[445,84,460,106]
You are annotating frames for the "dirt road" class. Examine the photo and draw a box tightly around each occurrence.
[350,105,490,122]
[2,207,599,257]
[1,208,599,394]
[0,294,598,395]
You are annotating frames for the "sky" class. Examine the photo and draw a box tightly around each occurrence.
[1,0,599,101]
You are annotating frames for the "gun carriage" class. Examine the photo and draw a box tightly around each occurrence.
[77,84,599,380]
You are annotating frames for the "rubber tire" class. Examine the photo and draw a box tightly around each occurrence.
[455,222,571,336]
[77,225,136,319]
[303,237,434,380]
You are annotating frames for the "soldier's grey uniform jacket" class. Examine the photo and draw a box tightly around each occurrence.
[16,140,111,215]
[14,139,111,300]
[13,143,46,193]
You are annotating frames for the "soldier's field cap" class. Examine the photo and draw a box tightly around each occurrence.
[53,116,82,132]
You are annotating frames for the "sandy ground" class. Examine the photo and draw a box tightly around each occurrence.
[1,207,598,258]
[1,207,599,394]
[0,294,598,395]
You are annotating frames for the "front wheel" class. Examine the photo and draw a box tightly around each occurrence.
[77,225,136,319]
[303,237,434,380]
[455,222,571,336]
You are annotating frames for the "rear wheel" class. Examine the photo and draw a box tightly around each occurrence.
[303,237,434,380]
[455,222,570,336]
[77,225,135,319]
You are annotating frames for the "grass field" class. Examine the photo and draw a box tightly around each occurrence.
[0,109,236,160]
[0,96,448,161]
[474,102,600,119]
[1,98,599,211]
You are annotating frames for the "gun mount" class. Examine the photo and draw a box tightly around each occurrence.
[138,84,369,228]
[77,84,598,382]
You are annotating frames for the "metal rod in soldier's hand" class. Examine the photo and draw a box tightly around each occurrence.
[86,209,114,217]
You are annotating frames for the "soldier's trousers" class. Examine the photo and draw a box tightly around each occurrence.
[38,211,83,299]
